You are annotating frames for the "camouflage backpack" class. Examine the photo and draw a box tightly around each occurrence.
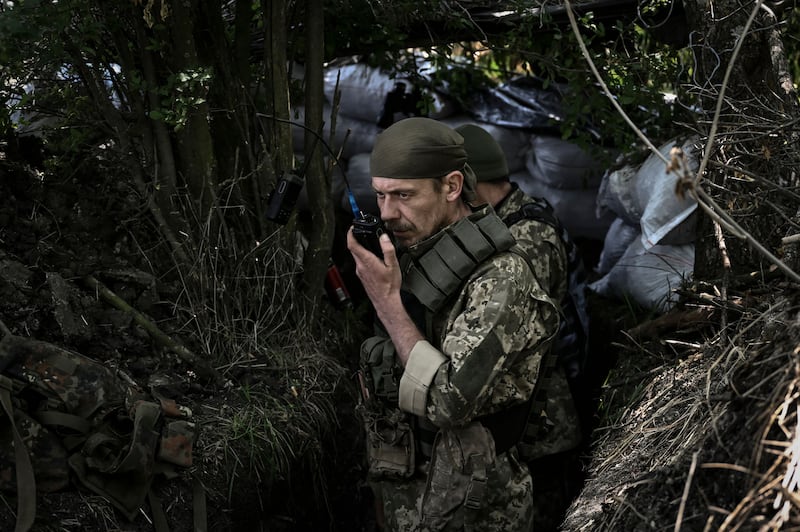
[0,333,198,532]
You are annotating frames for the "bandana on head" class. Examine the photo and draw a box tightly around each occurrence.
[370,117,477,202]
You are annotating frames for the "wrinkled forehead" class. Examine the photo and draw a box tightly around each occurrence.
[371,176,438,194]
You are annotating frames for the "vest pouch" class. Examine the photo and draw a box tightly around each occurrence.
[357,403,415,481]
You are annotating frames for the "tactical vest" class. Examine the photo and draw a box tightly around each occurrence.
[0,334,201,532]
[396,206,535,459]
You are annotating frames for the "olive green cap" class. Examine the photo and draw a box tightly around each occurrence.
[370,117,477,202]
[454,124,509,182]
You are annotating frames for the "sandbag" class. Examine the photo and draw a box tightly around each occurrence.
[323,63,455,124]
[594,217,641,276]
[596,136,700,249]
[441,115,531,173]
[289,105,381,160]
[513,170,615,241]
[525,135,606,190]
[588,238,694,313]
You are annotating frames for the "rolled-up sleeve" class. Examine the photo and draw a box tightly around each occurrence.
[398,340,447,415]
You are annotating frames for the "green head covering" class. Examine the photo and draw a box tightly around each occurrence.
[455,124,509,182]
[370,117,477,202]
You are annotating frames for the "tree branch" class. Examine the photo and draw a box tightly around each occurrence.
[83,275,224,385]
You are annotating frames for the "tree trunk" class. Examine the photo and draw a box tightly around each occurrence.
[169,0,218,226]
[300,0,336,310]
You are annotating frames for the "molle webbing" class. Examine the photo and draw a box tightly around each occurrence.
[401,212,515,313]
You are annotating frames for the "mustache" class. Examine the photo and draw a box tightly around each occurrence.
[385,223,414,233]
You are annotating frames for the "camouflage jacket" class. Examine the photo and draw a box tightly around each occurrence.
[493,185,585,459]
[494,186,568,304]
[394,205,560,428]
[361,206,560,531]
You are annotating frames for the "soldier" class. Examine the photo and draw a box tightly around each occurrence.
[456,123,591,531]
[347,117,560,531]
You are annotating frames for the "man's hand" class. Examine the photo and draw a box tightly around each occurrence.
[347,228,422,366]
[347,229,401,305]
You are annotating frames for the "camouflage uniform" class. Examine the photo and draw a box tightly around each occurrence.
[361,206,560,531]
[494,185,585,530]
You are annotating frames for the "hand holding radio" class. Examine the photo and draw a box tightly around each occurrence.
[352,213,386,258]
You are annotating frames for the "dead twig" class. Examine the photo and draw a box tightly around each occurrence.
[83,274,224,385]
[675,451,699,532]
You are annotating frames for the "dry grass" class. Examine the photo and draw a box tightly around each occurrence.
[564,287,800,530]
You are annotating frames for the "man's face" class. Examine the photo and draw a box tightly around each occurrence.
[373,176,453,249]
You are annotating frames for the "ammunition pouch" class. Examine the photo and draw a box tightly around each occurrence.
[357,403,415,481]
[360,336,400,404]
[400,207,515,315]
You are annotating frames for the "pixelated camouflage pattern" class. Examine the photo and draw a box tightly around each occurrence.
[495,187,584,456]
[495,187,568,300]
[367,207,558,530]
[0,408,69,493]
[419,249,559,426]
[374,444,534,531]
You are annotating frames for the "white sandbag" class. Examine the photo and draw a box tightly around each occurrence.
[441,116,531,173]
[596,136,700,249]
[637,136,700,249]
[339,153,379,216]
[589,239,694,313]
[525,135,607,190]
[513,171,615,241]
[290,105,381,160]
[594,217,641,276]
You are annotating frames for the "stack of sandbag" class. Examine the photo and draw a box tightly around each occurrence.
[292,62,455,216]
[512,135,617,241]
[589,136,700,312]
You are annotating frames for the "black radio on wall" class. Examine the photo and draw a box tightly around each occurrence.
[265,173,304,225]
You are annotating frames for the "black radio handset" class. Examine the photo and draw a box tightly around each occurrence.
[349,192,385,258]
[265,136,320,225]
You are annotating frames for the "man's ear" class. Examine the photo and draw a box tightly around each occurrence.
[443,171,464,202]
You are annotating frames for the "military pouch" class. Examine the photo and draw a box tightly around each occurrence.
[360,336,400,404]
[357,403,415,481]
[419,422,496,531]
